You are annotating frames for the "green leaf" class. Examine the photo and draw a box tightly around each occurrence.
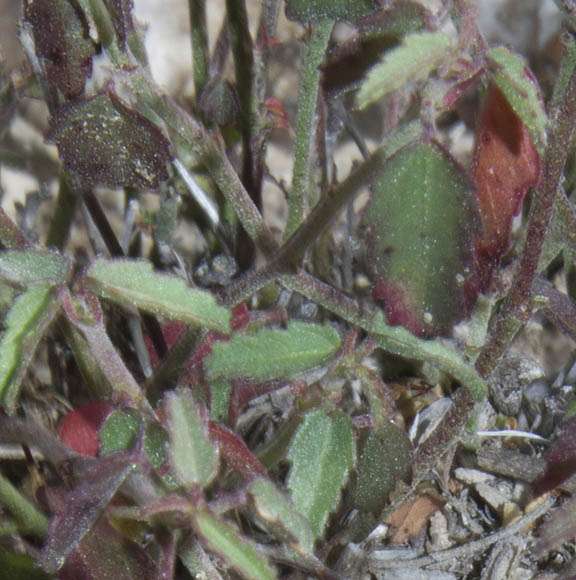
[0,250,69,286]
[49,93,171,189]
[194,510,276,579]
[361,141,479,337]
[248,477,315,554]
[165,389,218,487]
[0,284,60,413]
[353,423,412,513]
[285,0,377,24]
[356,31,452,110]
[99,410,141,455]
[87,258,230,332]
[210,379,232,422]
[205,322,341,382]
[486,46,547,154]
[287,410,355,538]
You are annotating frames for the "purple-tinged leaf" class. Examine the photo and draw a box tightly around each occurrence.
[58,516,159,580]
[38,453,136,574]
[24,0,96,98]
[533,417,576,496]
[361,141,479,337]
[48,93,172,189]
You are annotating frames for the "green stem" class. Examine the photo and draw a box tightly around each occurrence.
[0,471,48,538]
[475,32,576,379]
[46,171,77,250]
[285,19,334,239]
[283,271,486,400]
[163,98,278,256]
[189,0,209,100]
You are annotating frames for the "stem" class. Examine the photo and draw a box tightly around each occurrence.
[0,470,49,538]
[189,0,209,100]
[283,271,486,400]
[285,19,334,238]
[164,98,279,255]
[475,36,576,379]
[226,0,256,197]
[46,171,77,250]
[82,189,168,360]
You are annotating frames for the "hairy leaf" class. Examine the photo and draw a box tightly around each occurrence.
[362,141,479,337]
[287,410,355,538]
[248,477,315,553]
[24,0,96,97]
[486,47,547,154]
[205,321,341,381]
[285,0,377,23]
[58,516,158,580]
[194,509,276,580]
[99,409,141,456]
[472,85,541,288]
[165,389,218,487]
[353,422,412,513]
[49,93,171,189]
[356,31,452,110]
[39,454,136,573]
[0,250,68,286]
[0,284,60,413]
[87,258,230,332]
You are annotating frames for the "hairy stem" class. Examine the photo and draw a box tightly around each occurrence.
[188,0,209,100]
[285,19,334,238]
[0,470,49,538]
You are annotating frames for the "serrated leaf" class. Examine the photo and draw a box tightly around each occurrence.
[0,284,60,413]
[165,389,218,487]
[362,141,479,337]
[285,0,377,24]
[248,477,315,554]
[353,423,412,513]
[87,258,230,333]
[194,509,276,580]
[205,322,340,382]
[0,250,69,286]
[49,93,171,189]
[486,46,547,154]
[356,31,452,110]
[287,410,355,538]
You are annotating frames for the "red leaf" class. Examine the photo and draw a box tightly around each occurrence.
[58,401,114,457]
[472,84,541,289]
